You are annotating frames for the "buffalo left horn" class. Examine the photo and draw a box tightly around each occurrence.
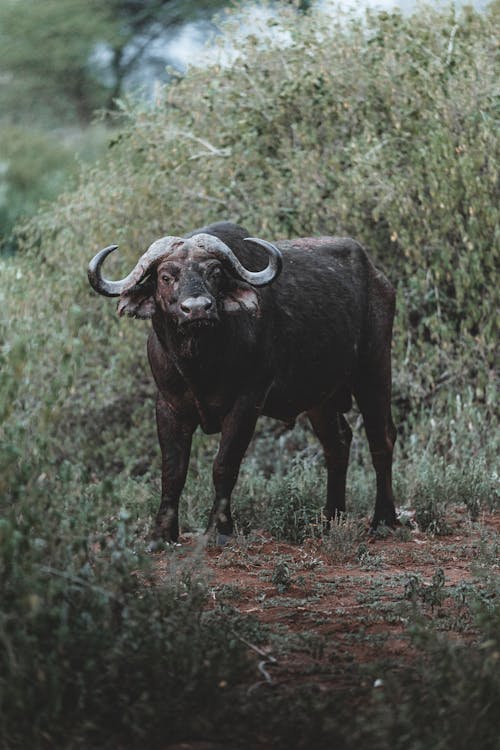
[241,237,283,286]
[195,234,283,287]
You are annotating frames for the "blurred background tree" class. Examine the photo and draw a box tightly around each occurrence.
[0,0,113,125]
[0,0,228,249]
[0,0,228,125]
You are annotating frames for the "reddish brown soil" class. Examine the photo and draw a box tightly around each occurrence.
[155,507,499,698]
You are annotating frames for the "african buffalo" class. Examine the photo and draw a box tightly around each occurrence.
[88,221,397,542]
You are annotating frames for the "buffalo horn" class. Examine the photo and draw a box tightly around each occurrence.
[241,237,283,286]
[87,237,181,297]
[88,233,283,298]
[197,234,283,287]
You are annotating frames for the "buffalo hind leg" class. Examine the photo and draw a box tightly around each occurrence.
[208,396,259,543]
[354,378,397,530]
[308,403,353,523]
[154,394,197,543]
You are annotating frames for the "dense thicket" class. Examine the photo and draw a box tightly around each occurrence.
[3,2,497,482]
[0,3,498,748]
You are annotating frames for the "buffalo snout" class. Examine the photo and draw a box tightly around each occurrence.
[180,295,213,314]
[178,294,217,326]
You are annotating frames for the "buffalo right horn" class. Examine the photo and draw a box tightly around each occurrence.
[88,237,183,297]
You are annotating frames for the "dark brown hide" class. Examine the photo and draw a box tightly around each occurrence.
[89,221,397,542]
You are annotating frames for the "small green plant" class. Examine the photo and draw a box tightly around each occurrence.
[355,542,385,571]
[473,531,500,571]
[405,568,447,610]
[321,515,365,563]
[402,454,497,534]
[414,497,451,535]
[411,462,453,534]
[0,501,251,749]
[272,559,293,593]
[234,459,324,543]
[394,524,413,542]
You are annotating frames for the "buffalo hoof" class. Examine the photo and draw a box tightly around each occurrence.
[153,514,179,545]
[201,528,233,546]
[216,532,234,546]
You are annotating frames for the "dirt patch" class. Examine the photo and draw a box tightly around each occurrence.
[155,507,498,696]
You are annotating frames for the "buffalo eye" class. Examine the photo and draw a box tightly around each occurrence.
[160,273,173,284]
[208,266,223,281]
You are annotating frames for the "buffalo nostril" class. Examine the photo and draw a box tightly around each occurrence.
[180,296,213,314]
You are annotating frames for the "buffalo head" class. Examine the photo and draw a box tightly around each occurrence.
[88,233,283,330]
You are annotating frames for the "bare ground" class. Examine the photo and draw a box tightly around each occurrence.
[155,506,499,749]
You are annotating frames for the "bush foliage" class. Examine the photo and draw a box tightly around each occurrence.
[0,124,110,252]
[0,2,498,747]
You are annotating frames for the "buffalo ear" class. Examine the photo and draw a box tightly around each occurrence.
[117,281,156,319]
[222,284,260,315]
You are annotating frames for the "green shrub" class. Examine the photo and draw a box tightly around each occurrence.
[231,455,329,542]
[0,123,109,252]
[375,600,500,750]
[0,479,249,748]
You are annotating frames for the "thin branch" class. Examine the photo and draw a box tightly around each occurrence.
[184,189,228,206]
[257,659,274,685]
[445,25,459,68]
[231,630,277,663]
[177,131,228,155]
[229,628,277,691]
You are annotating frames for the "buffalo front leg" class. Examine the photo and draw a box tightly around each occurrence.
[207,397,259,543]
[154,393,197,543]
[308,403,353,523]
